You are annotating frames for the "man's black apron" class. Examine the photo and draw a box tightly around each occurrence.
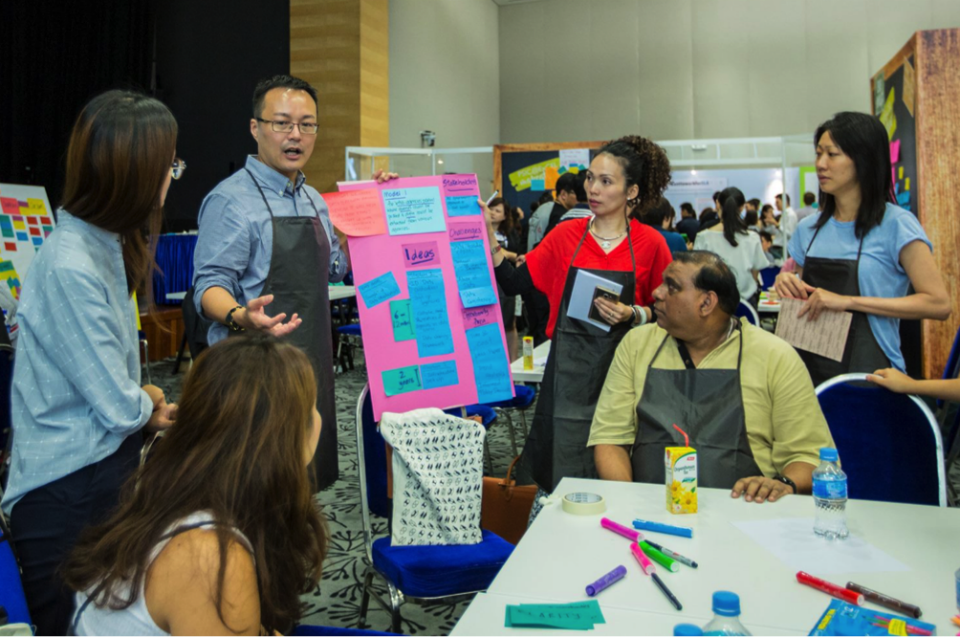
[798,225,890,388]
[516,227,636,493]
[631,325,764,487]
[246,169,338,489]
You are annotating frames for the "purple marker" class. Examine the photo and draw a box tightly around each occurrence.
[585,565,627,596]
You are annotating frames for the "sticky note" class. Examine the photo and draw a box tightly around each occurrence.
[4,243,16,252]
[420,360,459,390]
[897,190,911,206]
[448,221,484,242]
[889,139,900,164]
[16,232,27,242]
[13,220,25,231]
[390,299,416,342]
[545,166,560,190]
[0,198,18,215]
[465,323,513,403]
[323,189,388,237]
[382,187,447,235]
[28,227,40,237]
[530,179,545,191]
[401,241,440,268]
[40,217,51,225]
[382,365,422,396]
[407,268,455,358]
[32,238,42,246]
[441,174,479,196]
[905,178,910,191]
[450,240,497,308]
[444,195,480,217]
[358,271,401,309]
[462,306,497,329]
[505,600,605,630]
[26,198,45,212]
[0,228,12,239]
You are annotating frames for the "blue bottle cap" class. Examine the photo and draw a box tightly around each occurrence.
[712,591,741,616]
[819,447,838,462]
[674,623,703,636]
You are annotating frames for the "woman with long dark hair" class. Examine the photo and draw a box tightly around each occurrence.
[0,90,180,635]
[66,336,326,635]
[485,136,673,499]
[488,197,522,359]
[775,111,950,386]
[694,186,769,306]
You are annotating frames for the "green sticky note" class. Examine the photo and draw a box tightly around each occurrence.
[504,602,603,630]
[0,228,12,238]
[382,365,422,397]
[390,298,416,342]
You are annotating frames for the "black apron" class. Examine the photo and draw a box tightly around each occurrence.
[798,225,890,388]
[516,226,637,493]
[246,169,338,490]
[631,325,764,487]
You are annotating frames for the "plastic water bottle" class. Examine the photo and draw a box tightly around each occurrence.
[702,591,752,636]
[674,623,704,635]
[812,447,848,540]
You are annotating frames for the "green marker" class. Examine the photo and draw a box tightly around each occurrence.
[639,540,679,573]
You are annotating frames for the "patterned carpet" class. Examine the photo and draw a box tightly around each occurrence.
[150,350,530,635]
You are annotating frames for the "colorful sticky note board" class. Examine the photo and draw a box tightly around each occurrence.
[462,306,497,330]
[390,299,416,342]
[0,198,18,215]
[407,268,455,358]
[0,183,56,286]
[450,240,497,308]
[358,271,401,309]
[0,260,22,298]
[382,365,422,396]
[465,323,513,404]
[382,187,446,235]
[323,189,388,236]
[444,196,480,217]
[420,360,459,390]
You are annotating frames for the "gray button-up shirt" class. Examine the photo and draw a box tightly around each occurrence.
[192,156,347,345]
[2,211,153,513]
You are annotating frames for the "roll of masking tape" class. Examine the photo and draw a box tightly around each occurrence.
[562,492,606,515]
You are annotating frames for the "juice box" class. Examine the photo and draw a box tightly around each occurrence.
[665,447,698,514]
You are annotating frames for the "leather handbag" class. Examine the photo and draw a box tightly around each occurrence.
[481,455,537,545]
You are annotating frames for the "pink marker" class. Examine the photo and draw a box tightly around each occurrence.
[630,542,655,575]
[601,517,642,542]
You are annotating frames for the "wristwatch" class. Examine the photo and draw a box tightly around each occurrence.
[775,474,797,494]
[490,243,503,256]
[225,305,246,332]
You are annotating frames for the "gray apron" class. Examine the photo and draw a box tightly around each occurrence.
[799,225,890,388]
[631,325,763,487]
[246,169,338,490]
[516,226,637,492]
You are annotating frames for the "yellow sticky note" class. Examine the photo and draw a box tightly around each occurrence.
[887,618,907,636]
[899,167,904,179]
[26,198,45,212]
[13,220,25,230]
[905,178,910,191]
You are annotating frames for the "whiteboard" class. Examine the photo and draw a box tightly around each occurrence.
[0,183,56,298]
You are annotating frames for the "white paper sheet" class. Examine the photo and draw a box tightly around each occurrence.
[775,298,852,362]
[566,270,623,332]
[731,518,910,575]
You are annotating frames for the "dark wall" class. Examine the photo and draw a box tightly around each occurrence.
[0,0,289,232]
[155,0,290,231]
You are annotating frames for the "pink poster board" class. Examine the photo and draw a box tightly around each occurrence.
[332,174,514,420]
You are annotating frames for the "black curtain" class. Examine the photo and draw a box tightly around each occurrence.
[0,0,155,209]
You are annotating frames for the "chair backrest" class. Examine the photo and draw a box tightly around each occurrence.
[937,323,960,410]
[181,287,212,360]
[355,384,389,564]
[735,300,760,326]
[759,266,779,291]
[815,373,946,507]
[0,515,31,625]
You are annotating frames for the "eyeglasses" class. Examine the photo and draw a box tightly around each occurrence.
[256,118,319,135]
[171,158,187,180]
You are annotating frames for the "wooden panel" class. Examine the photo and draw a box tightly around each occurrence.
[140,307,185,362]
[915,29,960,380]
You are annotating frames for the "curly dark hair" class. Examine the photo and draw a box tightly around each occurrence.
[597,135,672,211]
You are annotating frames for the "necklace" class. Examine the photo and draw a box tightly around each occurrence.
[589,220,626,250]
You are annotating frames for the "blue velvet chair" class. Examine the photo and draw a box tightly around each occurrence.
[735,299,759,326]
[815,373,946,507]
[481,384,537,458]
[355,385,514,633]
[0,515,31,627]
[759,266,779,291]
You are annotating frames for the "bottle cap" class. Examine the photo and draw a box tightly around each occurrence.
[712,591,741,616]
[819,447,838,461]
[673,623,704,636]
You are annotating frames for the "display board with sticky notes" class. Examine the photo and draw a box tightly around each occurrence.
[331,174,514,420]
[0,183,56,299]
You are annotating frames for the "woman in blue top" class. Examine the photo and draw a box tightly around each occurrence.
[774,111,950,387]
[1,90,180,635]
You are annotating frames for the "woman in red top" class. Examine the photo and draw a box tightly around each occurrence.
[484,135,673,495]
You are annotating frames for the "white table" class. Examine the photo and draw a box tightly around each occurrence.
[510,340,551,384]
[165,291,186,302]
[452,478,960,636]
[757,299,781,314]
[329,285,356,301]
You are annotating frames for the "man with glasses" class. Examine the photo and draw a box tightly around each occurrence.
[192,74,357,489]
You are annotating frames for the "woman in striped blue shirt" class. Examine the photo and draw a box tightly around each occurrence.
[1,90,180,635]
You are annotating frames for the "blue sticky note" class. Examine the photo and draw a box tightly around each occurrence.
[420,360,459,390]
[407,269,455,358]
[358,271,401,309]
[896,190,911,206]
[450,240,497,308]
[382,365,422,396]
[16,232,27,242]
[382,187,447,235]
[32,237,42,246]
[445,195,480,217]
[465,323,513,404]
[531,179,545,191]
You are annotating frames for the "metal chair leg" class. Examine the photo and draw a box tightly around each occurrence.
[358,566,375,628]
[140,339,152,385]
[503,411,519,458]
[519,409,529,439]
[386,581,403,634]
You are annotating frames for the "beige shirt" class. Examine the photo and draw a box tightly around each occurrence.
[587,322,834,478]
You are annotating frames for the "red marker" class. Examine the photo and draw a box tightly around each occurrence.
[796,571,864,606]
